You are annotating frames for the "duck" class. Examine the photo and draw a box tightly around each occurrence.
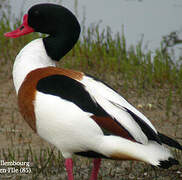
[4,3,182,180]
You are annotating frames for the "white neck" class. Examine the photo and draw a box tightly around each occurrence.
[13,38,56,93]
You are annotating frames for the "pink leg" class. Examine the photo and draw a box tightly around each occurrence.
[89,158,101,180]
[65,158,74,180]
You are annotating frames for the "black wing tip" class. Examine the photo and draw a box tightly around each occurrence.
[158,132,182,151]
[158,157,179,169]
[124,107,162,144]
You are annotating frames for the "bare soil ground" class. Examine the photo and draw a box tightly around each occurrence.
[0,61,182,180]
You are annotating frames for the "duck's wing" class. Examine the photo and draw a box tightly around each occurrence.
[79,75,160,144]
[36,74,161,145]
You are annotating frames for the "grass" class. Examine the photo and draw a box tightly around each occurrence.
[0,2,182,180]
[1,11,182,93]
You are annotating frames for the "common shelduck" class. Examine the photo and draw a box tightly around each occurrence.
[4,3,182,180]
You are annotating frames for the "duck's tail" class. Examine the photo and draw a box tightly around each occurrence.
[157,157,179,169]
[156,132,182,169]
[100,135,181,169]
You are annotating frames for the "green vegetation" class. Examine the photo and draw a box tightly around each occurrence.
[1,13,182,94]
[0,2,182,180]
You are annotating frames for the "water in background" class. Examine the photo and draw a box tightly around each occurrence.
[10,0,182,61]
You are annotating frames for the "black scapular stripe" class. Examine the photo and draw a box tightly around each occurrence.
[36,75,108,117]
